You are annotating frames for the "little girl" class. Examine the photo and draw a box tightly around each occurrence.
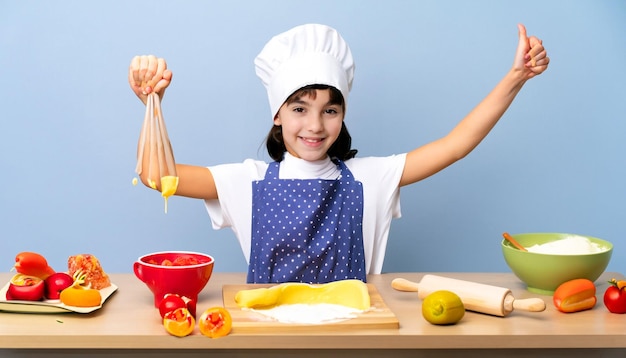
[129,24,549,284]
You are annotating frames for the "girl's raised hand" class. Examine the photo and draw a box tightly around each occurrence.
[128,55,173,104]
[513,24,549,79]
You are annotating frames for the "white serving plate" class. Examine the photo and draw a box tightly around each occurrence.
[0,281,118,314]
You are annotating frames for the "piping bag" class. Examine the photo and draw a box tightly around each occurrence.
[135,92,179,213]
[392,274,546,317]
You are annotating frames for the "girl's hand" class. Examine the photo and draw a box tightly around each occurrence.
[128,55,173,104]
[513,24,549,79]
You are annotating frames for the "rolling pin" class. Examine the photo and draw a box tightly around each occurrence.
[392,274,546,317]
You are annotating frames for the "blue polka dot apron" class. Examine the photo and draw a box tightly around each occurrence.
[247,159,366,284]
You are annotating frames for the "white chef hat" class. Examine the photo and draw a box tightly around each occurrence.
[254,24,355,119]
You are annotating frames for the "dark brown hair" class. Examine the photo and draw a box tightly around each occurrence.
[265,84,358,162]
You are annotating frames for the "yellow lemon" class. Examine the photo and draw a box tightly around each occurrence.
[421,290,465,325]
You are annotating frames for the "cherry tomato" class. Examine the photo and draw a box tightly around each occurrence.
[6,274,45,301]
[163,307,195,337]
[158,293,197,318]
[603,279,626,314]
[198,307,232,338]
[14,252,55,280]
[553,278,597,313]
[159,294,187,318]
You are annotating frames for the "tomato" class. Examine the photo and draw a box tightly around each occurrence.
[159,294,187,318]
[182,296,197,318]
[13,252,55,279]
[553,278,596,313]
[158,293,197,318]
[172,256,200,266]
[147,256,201,267]
[198,307,232,338]
[421,290,465,325]
[603,279,626,314]
[163,307,195,337]
[6,274,45,301]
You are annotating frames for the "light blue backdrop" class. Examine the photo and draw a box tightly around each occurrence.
[1,0,625,276]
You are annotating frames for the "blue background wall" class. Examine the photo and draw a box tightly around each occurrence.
[1,0,625,276]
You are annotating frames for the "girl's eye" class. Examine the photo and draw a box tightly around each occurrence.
[325,108,339,114]
[293,107,305,113]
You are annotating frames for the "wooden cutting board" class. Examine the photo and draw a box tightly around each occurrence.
[222,284,399,333]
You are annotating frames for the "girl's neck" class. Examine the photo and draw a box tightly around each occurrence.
[279,153,339,179]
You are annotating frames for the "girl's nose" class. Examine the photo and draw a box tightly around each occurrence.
[306,114,324,132]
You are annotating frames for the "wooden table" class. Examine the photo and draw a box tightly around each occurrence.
[1,272,625,357]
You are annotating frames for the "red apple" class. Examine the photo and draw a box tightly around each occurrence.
[44,272,74,300]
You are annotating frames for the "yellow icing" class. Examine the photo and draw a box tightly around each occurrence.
[160,176,179,213]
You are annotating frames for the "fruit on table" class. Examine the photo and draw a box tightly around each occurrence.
[163,307,195,337]
[13,252,55,280]
[159,293,197,319]
[553,278,597,313]
[235,279,370,310]
[60,286,102,307]
[198,307,232,338]
[421,290,465,325]
[44,272,74,300]
[6,274,45,301]
[603,278,626,314]
[59,271,102,307]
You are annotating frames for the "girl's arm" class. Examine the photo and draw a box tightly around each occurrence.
[129,55,219,200]
[399,24,549,187]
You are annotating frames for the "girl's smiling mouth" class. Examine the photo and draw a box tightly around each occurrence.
[299,136,325,146]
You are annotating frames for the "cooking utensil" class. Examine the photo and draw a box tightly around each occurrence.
[222,284,399,332]
[133,251,214,307]
[392,275,546,317]
[502,232,613,294]
[502,232,528,252]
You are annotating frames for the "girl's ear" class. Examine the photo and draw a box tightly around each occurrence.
[273,114,281,126]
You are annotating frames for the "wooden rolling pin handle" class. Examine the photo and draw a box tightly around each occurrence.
[513,298,547,312]
[391,278,420,292]
[503,293,546,313]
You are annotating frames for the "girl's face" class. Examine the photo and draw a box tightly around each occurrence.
[274,89,344,162]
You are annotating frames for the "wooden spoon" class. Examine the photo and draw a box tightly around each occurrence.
[502,232,528,252]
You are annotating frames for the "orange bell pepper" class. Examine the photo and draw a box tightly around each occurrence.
[59,286,102,307]
[13,252,55,280]
[553,278,597,313]
[59,270,102,307]
[198,307,232,338]
[163,307,195,337]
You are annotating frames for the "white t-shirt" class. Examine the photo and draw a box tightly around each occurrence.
[204,152,407,274]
